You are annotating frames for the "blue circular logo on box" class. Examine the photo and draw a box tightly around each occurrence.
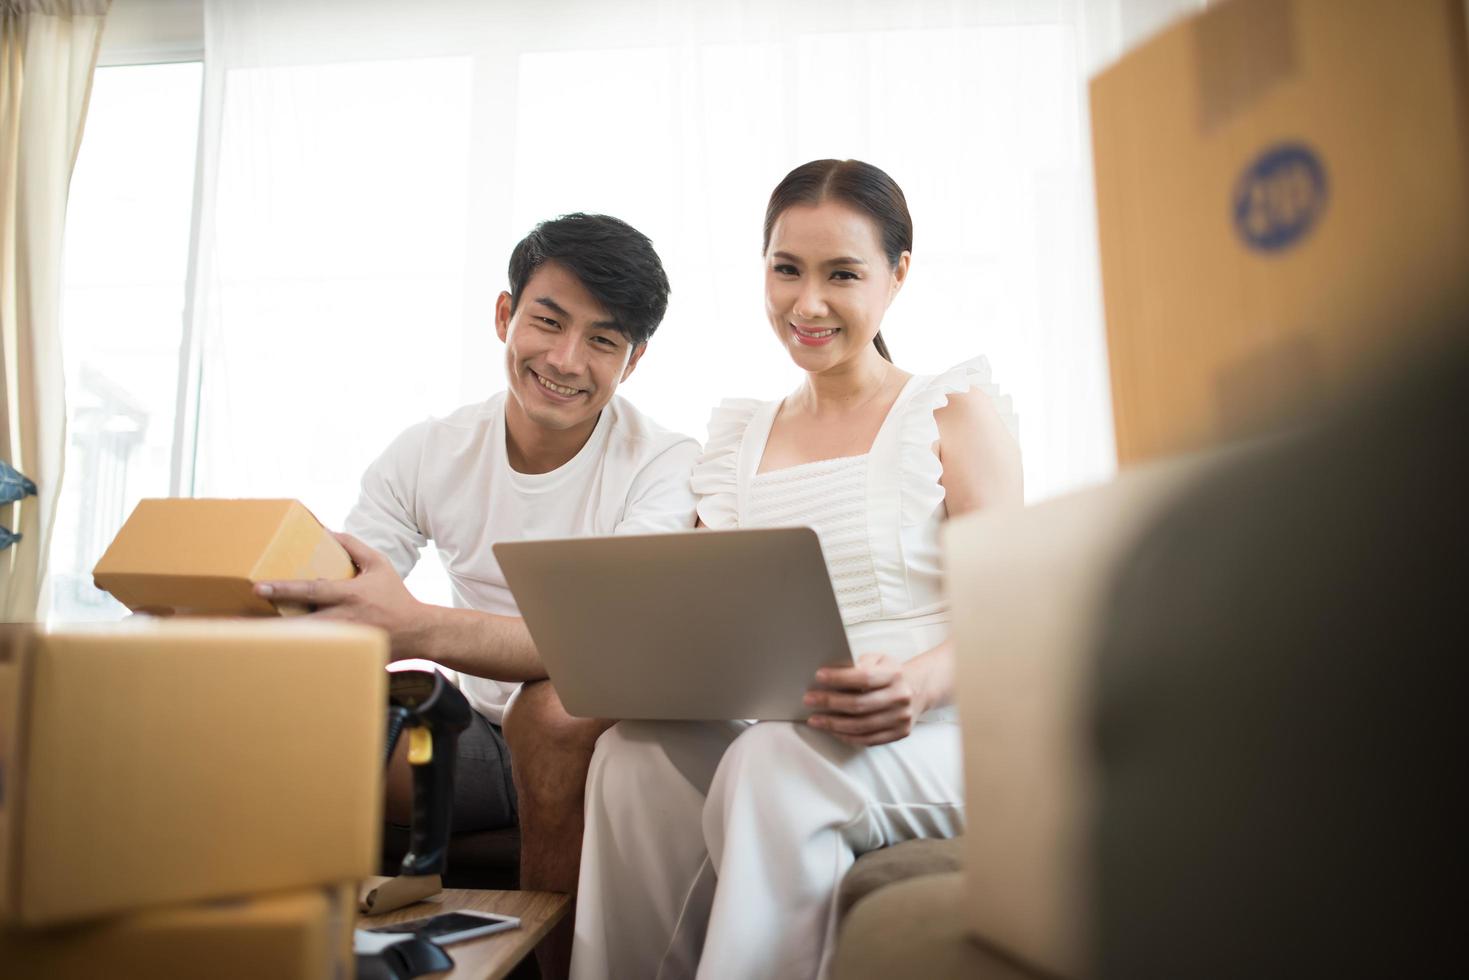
[1233,143,1328,252]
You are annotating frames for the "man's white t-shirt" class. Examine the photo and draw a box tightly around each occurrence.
[344,392,700,723]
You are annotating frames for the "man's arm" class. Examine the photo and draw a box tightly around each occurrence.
[258,433,698,679]
[400,435,700,672]
[343,423,431,579]
[256,532,547,680]
[262,422,550,680]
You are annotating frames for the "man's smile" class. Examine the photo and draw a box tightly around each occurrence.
[530,368,586,399]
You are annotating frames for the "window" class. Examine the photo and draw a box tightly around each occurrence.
[190,56,475,608]
[54,58,459,617]
[52,61,202,621]
[54,1,1194,621]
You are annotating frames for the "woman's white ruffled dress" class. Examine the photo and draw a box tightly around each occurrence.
[571,358,1017,980]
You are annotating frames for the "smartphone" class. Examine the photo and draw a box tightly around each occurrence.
[366,910,521,946]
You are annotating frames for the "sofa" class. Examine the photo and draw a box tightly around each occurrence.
[831,333,1465,979]
[831,837,1036,979]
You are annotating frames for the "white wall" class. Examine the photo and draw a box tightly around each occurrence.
[99,0,202,65]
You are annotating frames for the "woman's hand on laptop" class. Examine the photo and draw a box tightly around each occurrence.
[803,653,927,746]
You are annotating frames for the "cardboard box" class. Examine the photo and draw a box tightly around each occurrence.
[1091,0,1469,464]
[0,620,386,926]
[0,882,356,980]
[93,498,355,616]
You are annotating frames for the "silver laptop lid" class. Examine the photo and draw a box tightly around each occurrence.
[493,527,853,720]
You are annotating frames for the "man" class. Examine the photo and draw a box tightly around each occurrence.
[256,213,698,979]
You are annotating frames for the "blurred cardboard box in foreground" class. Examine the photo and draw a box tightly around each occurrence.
[92,498,354,616]
[0,882,356,980]
[0,621,385,926]
[1091,0,1469,464]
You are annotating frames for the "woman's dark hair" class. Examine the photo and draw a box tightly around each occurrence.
[762,159,912,363]
[508,213,671,347]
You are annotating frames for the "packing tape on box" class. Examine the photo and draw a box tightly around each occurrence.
[1195,0,1298,131]
[359,874,442,916]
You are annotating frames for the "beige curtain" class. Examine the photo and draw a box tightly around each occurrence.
[0,0,109,621]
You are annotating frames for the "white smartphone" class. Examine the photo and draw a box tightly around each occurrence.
[366,909,521,946]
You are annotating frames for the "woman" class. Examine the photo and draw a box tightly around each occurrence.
[570,159,1023,980]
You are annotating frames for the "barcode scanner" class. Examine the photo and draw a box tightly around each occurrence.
[384,669,472,877]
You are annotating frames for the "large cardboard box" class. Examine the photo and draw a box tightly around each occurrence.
[93,498,355,616]
[0,882,356,980]
[0,620,386,926]
[1091,0,1469,464]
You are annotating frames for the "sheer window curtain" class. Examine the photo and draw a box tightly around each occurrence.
[186,0,1198,597]
[1,0,110,621]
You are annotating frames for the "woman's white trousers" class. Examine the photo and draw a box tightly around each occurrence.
[570,718,963,980]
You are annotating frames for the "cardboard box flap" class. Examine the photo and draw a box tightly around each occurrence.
[252,501,355,583]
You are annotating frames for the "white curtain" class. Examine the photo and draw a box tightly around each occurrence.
[0,0,109,621]
[187,0,1200,566]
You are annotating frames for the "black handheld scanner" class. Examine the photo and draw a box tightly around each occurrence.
[384,669,472,878]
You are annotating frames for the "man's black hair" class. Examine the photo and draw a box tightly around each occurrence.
[507,213,671,347]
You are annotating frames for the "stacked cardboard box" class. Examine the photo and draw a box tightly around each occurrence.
[0,882,358,980]
[1,609,385,974]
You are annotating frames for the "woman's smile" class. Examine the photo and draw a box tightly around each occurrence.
[792,322,841,345]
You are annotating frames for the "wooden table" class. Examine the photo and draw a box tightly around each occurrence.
[357,878,569,980]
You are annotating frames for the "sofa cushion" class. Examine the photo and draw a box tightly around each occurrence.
[836,837,964,920]
[832,872,1044,980]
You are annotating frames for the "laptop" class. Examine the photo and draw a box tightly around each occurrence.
[493,527,853,720]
